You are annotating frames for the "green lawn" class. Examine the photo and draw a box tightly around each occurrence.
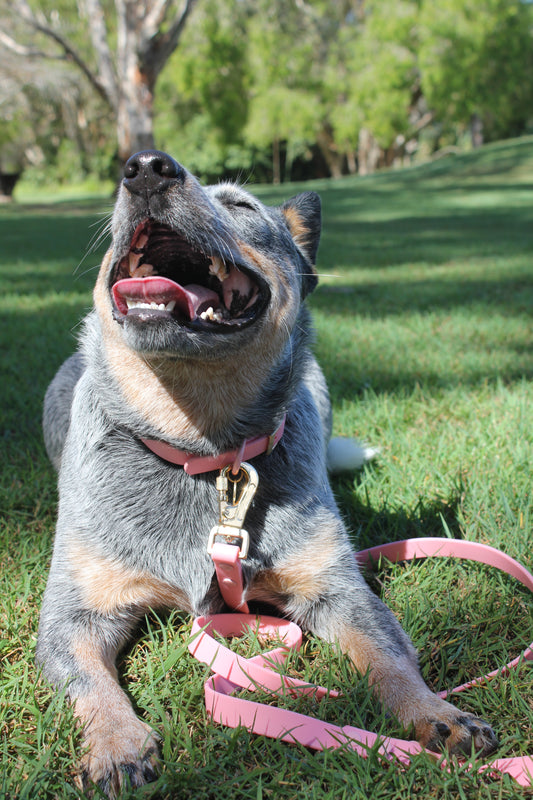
[1,137,532,799]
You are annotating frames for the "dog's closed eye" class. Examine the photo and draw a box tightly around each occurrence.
[226,199,257,211]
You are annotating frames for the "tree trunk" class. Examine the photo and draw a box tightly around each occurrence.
[0,172,20,201]
[470,113,484,148]
[346,149,357,175]
[316,126,344,179]
[8,0,199,167]
[116,56,157,163]
[357,128,382,175]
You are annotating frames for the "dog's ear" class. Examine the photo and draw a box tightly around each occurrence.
[281,192,321,296]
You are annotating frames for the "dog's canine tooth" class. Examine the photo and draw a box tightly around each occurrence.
[209,256,229,282]
[165,300,176,312]
[128,251,141,275]
[132,262,154,279]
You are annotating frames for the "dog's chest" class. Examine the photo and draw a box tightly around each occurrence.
[67,436,286,613]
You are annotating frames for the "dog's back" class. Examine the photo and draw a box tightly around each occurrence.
[43,352,86,470]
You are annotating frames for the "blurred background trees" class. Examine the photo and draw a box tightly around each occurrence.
[1,0,532,192]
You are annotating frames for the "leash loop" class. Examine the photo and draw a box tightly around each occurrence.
[191,537,533,787]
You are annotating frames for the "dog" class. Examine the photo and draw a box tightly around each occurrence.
[38,150,498,796]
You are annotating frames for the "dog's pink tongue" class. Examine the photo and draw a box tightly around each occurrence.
[112,277,219,319]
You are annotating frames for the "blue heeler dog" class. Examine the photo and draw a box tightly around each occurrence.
[39,151,498,796]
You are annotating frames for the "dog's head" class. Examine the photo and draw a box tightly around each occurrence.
[94,151,321,360]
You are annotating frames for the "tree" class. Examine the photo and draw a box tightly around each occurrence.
[418,0,533,147]
[244,0,362,181]
[154,0,252,181]
[1,0,199,164]
[0,45,92,197]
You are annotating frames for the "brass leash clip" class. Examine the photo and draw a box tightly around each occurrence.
[207,462,259,559]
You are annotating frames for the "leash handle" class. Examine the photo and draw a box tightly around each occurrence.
[190,538,533,787]
[356,537,533,694]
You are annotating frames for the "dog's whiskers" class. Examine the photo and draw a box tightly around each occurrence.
[74,214,113,277]
[298,272,339,279]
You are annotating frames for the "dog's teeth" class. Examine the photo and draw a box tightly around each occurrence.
[128,252,141,275]
[124,298,177,313]
[245,288,259,310]
[199,306,224,322]
[132,263,154,278]
[209,256,229,282]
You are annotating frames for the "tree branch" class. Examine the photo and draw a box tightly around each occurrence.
[0,29,56,59]
[12,0,113,107]
[78,0,119,108]
[143,0,176,39]
[147,0,200,79]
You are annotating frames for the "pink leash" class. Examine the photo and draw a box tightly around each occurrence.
[191,537,533,787]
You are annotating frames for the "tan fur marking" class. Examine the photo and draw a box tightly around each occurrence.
[282,206,318,267]
[250,528,340,603]
[73,640,159,792]
[335,623,483,749]
[68,541,190,615]
[282,206,309,247]
[93,244,299,442]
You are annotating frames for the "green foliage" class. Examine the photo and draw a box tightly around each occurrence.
[419,0,533,140]
[330,0,419,149]
[244,0,323,143]
[4,0,533,184]
[154,0,533,181]
[155,0,251,179]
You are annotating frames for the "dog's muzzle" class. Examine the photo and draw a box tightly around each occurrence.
[109,151,269,332]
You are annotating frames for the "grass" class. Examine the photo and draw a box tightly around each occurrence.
[1,136,532,798]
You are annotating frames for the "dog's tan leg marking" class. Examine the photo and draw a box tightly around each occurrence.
[251,525,497,758]
[250,527,339,604]
[72,640,159,797]
[336,623,498,756]
[67,541,191,616]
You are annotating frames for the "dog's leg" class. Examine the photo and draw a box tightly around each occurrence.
[37,577,160,796]
[256,516,499,756]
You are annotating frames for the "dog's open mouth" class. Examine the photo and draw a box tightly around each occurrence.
[111,220,268,330]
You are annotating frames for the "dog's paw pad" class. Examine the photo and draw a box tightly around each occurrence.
[120,754,159,788]
[423,713,498,757]
[77,728,160,797]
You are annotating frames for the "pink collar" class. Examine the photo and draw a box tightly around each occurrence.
[141,415,286,475]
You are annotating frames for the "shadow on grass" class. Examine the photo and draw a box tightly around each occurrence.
[312,267,532,317]
[0,208,109,271]
[332,472,463,553]
[0,303,87,456]
[319,207,533,270]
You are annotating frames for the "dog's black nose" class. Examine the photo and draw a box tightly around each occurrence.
[123,150,185,196]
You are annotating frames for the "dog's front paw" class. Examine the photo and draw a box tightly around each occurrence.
[418,709,498,757]
[76,719,160,798]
